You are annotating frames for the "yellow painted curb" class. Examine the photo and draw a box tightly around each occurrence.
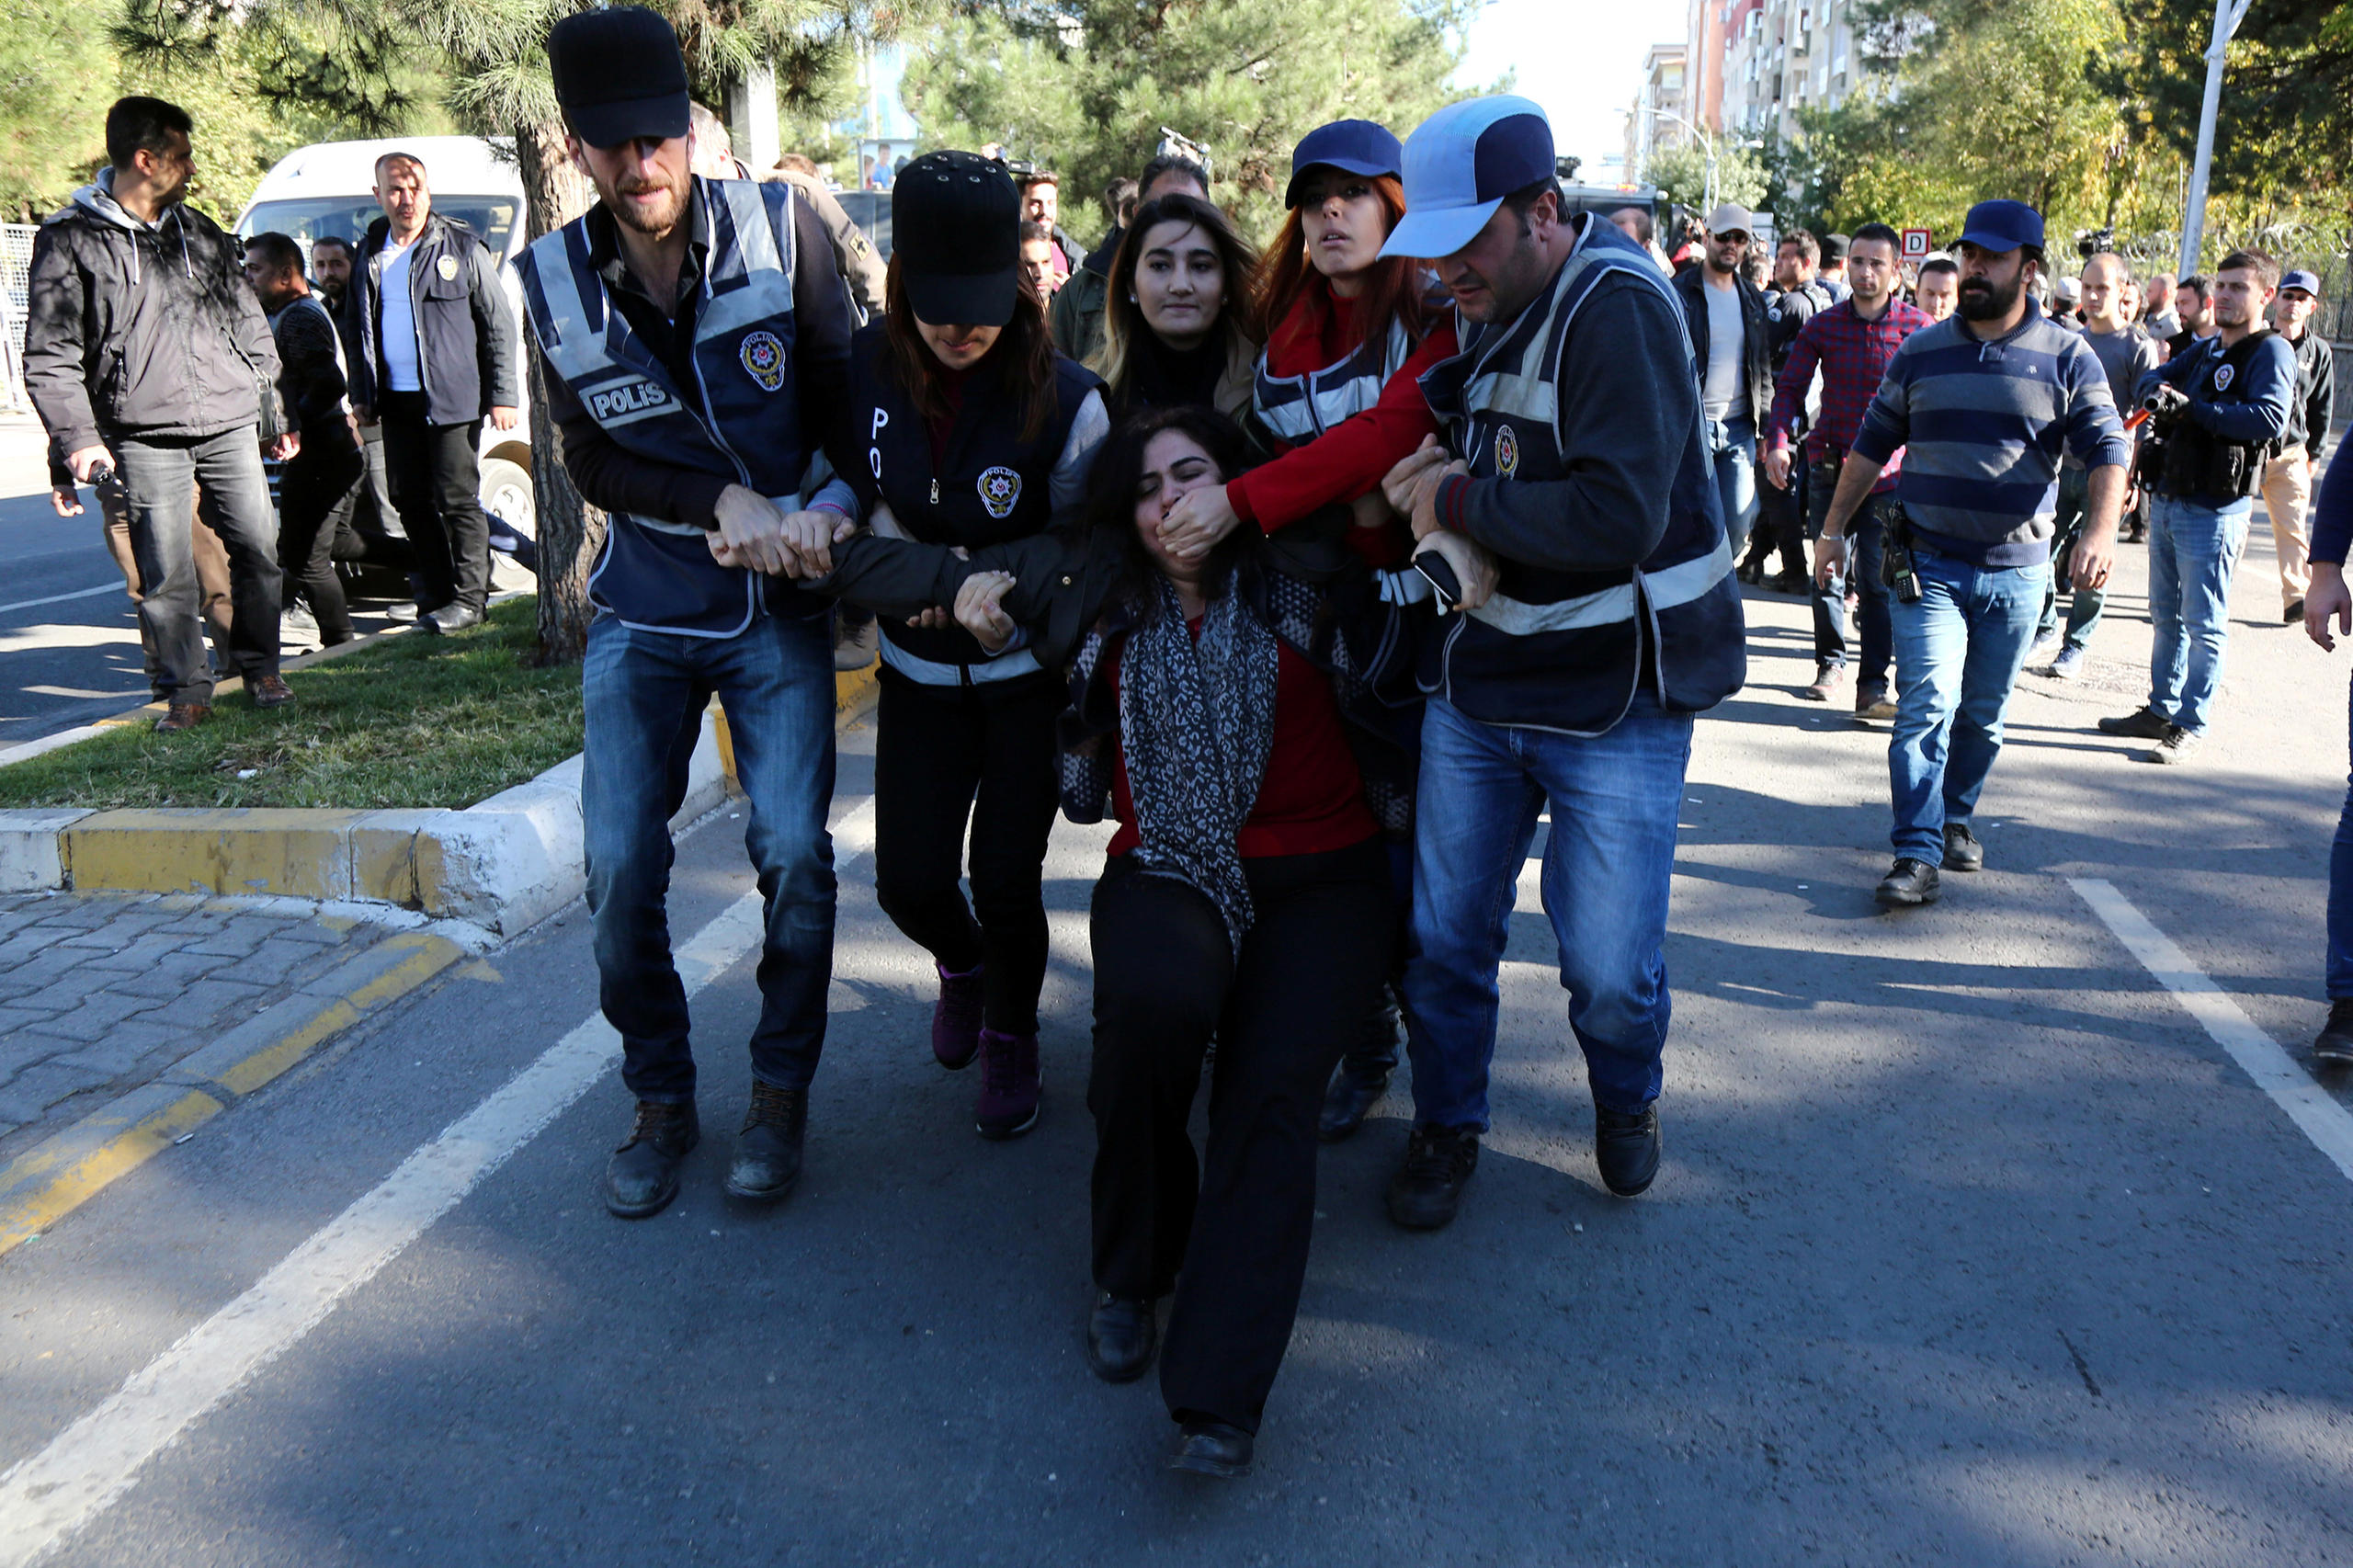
[0,930,465,1258]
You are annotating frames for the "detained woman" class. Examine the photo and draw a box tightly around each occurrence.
[961,411,1466,1476]
[1151,119,1459,1142]
[789,407,1469,1473]
[837,150,1108,1139]
[1091,193,1260,422]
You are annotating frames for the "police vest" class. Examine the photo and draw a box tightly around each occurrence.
[850,328,1103,680]
[517,177,820,638]
[1251,315,1414,448]
[1417,217,1745,734]
[2159,330,2279,503]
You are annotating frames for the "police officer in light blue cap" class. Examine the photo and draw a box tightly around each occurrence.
[1375,95,1745,1229]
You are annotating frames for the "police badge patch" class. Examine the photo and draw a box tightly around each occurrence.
[1495,424,1520,479]
[740,331,786,392]
[978,466,1023,519]
[436,254,460,282]
[2212,363,2235,392]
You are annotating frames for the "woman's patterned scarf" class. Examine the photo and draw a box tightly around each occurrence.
[1117,569,1279,951]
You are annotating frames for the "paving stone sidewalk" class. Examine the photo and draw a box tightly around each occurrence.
[0,891,397,1162]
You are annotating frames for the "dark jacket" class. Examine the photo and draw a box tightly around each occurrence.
[1049,229,1117,367]
[844,324,1104,667]
[813,517,1427,837]
[23,171,284,455]
[1672,263,1773,426]
[349,210,518,425]
[2283,327,2337,463]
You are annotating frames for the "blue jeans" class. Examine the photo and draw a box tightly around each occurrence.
[2329,679,2353,999]
[1402,691,1694,1123]
[582,609,838,1102]
[113,427,283,702]
[2034,466,2107,653]
[2147,494,2252,735]
[1886,545,2049,863]
[1706,414,1758,561]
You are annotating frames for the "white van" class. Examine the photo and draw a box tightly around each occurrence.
[235,135,536,557]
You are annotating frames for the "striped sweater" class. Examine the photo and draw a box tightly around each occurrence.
[1851,299,2131,566]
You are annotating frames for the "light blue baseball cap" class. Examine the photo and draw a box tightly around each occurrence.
[1379,96,1555,261]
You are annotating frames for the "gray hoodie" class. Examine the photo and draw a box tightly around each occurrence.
[23,167,283,456]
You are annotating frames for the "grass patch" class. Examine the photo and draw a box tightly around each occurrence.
[0,597,584,811]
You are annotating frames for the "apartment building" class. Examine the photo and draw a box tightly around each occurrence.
[1624,41,1690,176]
[1706,0,1871,141]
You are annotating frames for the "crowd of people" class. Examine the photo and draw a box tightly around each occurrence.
[14,3,2346,1481]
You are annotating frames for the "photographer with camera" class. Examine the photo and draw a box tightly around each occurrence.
[1812,201,2128,908]
[2097,250,2295,765]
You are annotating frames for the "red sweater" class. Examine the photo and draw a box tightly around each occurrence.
[1105,626,1377,861]
[1225,286,1457,564]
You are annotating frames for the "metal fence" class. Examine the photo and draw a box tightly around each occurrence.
[3,222,33,405]
[2108,221,2353,343]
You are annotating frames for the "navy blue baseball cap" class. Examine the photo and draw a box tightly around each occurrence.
[2281,269,2323,297]
[1956,199,2044,255]
[1380,96,1555,260]
[1284,120,1404,208]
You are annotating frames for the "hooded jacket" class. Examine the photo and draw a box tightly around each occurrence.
[23,169,283,455]
[348,210,519,426]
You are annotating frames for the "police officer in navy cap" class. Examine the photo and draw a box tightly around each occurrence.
[779,149,1108,1143]
[517,5,863,1220]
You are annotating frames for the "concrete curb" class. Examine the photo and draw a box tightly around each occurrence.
[0,662,881,1258]
[0,929,466,1257]
[0,665,881,936]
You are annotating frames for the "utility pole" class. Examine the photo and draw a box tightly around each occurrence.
[2179,0,2255,277]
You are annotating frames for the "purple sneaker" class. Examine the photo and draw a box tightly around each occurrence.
[932,963,983,1069]
[974,1028,1041,1140]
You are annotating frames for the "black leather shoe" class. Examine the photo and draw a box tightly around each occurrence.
[1875,858,1941,907]
[1595,1101,1661,1197]
[1942,823,1984,873]
[604,1100,699,1218]
[1085,1292,1155,1383]
[1386,1124,1480,1231]
[2097,705,2172,739]
[420,603,485,635]
[2315,999,2353,1066]
[1318,1060,1390,1142]
[725,1082,806,1201]
[1168,1419,1254,1478]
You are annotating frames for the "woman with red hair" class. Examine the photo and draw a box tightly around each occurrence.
[1156,119,1460,1141]
[1155,119,1457,572]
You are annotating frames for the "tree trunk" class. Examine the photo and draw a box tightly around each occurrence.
[515,118,604,665]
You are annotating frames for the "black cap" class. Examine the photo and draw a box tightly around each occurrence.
[892,151,1021,327]
[549,7,690,149]
[1824,232,1850,260]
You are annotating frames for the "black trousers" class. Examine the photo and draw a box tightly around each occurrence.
[1751,455,1808,575]
[1088,839,1393,1432]
[378,392,487,613]
[871,667,1063,1034]
[278,432,363,644]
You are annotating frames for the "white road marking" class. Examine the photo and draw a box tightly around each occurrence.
[0,585,120,619]
[0,799,878,1568]
[2071,877,2353,1183]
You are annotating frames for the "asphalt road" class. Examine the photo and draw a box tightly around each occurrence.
[5,517,2353,1565]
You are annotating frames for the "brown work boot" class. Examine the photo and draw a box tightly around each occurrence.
[153,701,212,733]
[251,674,294,709]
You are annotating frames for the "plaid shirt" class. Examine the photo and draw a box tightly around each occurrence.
[1765,297,1935,494]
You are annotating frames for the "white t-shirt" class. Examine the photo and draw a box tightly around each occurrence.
[1701,280,1746,422]
[378,239,423,393]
